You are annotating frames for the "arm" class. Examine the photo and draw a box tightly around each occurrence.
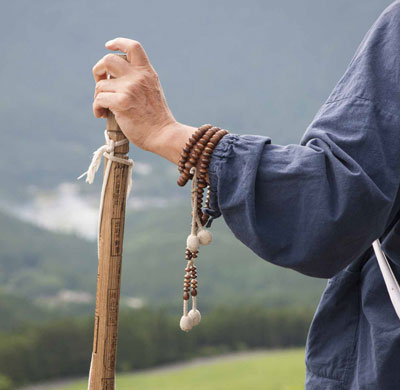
[92,3,400,278]
[204,96,400,278]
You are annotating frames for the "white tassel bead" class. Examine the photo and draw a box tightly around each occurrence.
[180,315,193,332]
[186,234,200,252]
[197,229,212,246]
[189,309,201,326]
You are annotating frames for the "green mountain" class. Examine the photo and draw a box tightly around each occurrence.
[0,207,326,315]
[0,211,96,297]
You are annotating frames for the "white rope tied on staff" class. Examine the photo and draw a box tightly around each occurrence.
[78,129,134,255]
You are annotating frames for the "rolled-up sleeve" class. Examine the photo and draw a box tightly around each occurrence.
[204,3,400,278]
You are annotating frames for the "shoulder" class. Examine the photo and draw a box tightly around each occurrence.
[376,2,400,27]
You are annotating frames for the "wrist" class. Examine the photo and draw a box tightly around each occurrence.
[150,121,197,165]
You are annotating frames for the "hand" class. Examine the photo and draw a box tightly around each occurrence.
[93,37,194,161]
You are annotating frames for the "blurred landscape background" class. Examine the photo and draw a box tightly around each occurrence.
[0,0,391,389]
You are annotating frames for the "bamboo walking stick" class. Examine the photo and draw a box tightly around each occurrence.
[80,54,133,389]
[89,113,129,390]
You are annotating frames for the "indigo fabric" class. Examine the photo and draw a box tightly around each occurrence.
[205,2,400,389]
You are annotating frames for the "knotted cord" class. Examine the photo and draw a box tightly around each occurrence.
[78,129,134,255]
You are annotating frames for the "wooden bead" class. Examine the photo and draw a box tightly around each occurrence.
[180,173,190,182]
[191,289,198,296]
[191,151,200,160]
[177,177,187,187]
[201,214,209,226]
[209,137,219,145]
[183,292,190,300]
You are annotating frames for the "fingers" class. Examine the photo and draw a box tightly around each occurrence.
[106,37,150,67]
[92,53,131,82]
[93,92,127,118]
[94,78,119,99]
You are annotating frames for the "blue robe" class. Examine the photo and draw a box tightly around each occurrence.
[205,2,400,389]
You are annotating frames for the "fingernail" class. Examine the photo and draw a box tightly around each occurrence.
[105,40,114,46]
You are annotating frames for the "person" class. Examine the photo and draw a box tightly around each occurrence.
[92,2,400,389]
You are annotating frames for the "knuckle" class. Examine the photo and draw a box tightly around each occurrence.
[136,72,147,83]
[129,40,142,51]
[151,70,159,82]
[93,96,100,106]
[92,102,99,115]
[126,76,140,90]
[117,94,130,109]
[95,80,103,91]
[103,53,115,66]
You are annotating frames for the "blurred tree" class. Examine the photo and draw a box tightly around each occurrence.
[0,375,12,390]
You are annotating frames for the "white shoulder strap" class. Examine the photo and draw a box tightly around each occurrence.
[372,239,400,319]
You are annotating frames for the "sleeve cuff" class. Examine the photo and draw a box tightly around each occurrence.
[203,133,240,222]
